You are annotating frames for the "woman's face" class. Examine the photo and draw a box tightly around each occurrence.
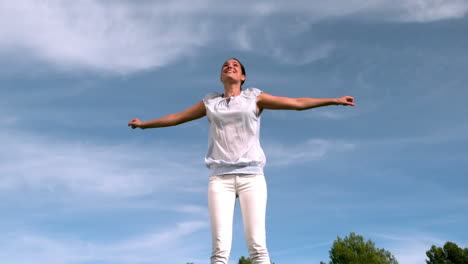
[220,59,245,85]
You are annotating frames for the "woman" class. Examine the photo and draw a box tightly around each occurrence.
[128,58,355,264]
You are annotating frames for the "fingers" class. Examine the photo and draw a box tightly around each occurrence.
[128,118,141,129]
[342,96,355,106]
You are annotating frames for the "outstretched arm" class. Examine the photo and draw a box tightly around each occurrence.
[128,101,206,129]
[257,93,355,111]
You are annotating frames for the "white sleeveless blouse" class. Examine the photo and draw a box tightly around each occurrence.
[203,88,266,176]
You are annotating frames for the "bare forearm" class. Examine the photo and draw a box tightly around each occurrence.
[296,98,339,110]
[257,93,354,110]
[140,114,181,129]
[128,101,206,130]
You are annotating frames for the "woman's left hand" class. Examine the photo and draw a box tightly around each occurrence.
[336,96,355,106]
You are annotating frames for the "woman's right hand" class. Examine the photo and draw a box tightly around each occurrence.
[128,118,144,129]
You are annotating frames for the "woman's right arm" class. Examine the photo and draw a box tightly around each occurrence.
[128,101,206,129]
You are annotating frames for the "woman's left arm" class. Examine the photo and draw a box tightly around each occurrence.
[257,93,355,110]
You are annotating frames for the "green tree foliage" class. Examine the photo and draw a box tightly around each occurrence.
[328,232,398,264]
[426,242,468,264]
[238,256,252,264]
[237,256,275,264]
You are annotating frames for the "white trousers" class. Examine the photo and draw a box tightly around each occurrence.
[208,174,270,264]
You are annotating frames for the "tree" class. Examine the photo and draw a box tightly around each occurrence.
[327,232,398,264]
[238,256,252,264]
[237,256,275,264]
[426,242,468,264]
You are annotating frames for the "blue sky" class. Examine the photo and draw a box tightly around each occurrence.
[1,1,467,264]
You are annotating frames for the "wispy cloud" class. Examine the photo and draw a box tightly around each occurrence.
[268,107,360,121]
[249,0,468,22]
[307,109,351,120]
[263,138,356,166]
[0,127,210,261]
[0,220,208,264]
[1,0,465,74]
[270,43,335,66]
[0,0,209,74]
[360,123,468,148]
[390,0,468,22]
[274,241,331,256]
[0,129,205,198]
[373,232,448,264]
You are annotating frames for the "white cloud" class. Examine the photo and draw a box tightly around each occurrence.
[393,0,468,22]
[0,129,205,198]
[274,240,331,255]
[221,0,468,66]
[0,0,466,74]
[301,106,363,120]
[263,138,356,166]
[173,204,208,215]
[267,109,348,121]
[232,24,253,51]
[0,0,209,74]
[250,2,278,16]
[270,43,335,65]
[308,109,348,120]
[362,123,468,148]
[249,0,468,22]
[373,233,448,264]
[204,0,468,22]
[109,221,207,252]
[0,220,208,264]
[0,123,210,258]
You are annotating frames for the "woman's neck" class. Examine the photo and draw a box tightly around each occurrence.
[223,83,242,98]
